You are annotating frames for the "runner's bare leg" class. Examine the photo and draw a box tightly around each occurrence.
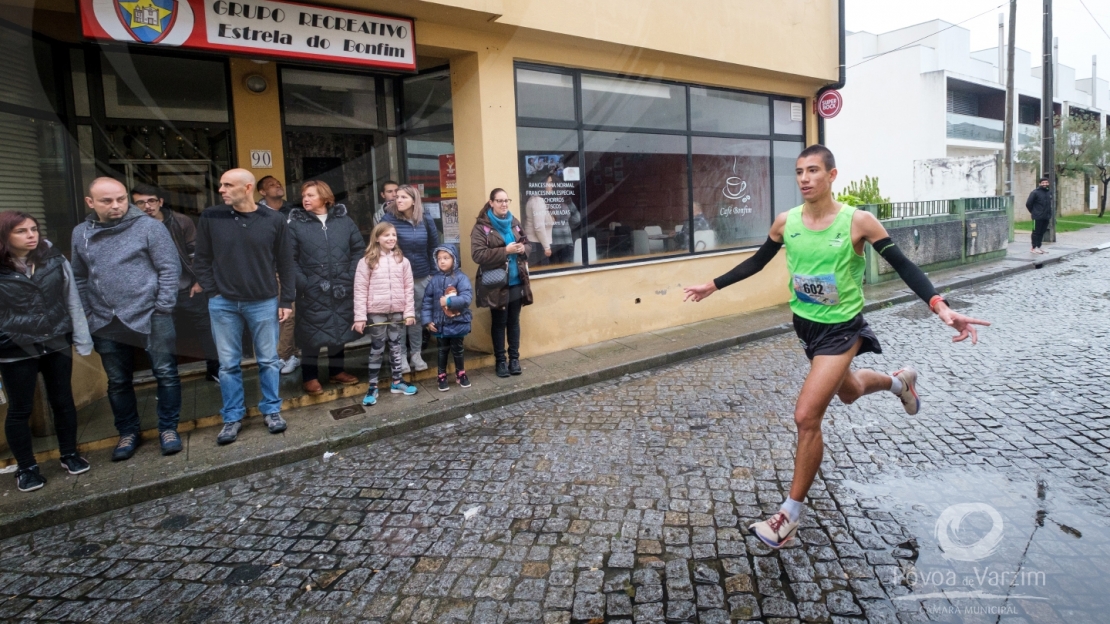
[789,340,899,502]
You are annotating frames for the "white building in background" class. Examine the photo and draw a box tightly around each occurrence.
[826,19,1109,204]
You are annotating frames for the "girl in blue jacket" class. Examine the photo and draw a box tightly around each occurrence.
[421,245,472,391]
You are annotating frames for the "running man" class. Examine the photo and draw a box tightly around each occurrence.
[683,144,990,549]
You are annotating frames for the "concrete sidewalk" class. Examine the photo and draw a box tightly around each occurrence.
[1,225,1107,538]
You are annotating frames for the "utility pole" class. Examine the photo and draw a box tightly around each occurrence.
[1043,0,1056,242]
[1003,1,1017,197]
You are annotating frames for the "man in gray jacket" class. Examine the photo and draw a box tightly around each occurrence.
[72,177,182,461]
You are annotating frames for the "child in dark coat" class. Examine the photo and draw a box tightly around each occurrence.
[421,245,473,391]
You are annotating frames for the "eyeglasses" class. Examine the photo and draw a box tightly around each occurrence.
[493,199,512,204]
[134,198,161,207]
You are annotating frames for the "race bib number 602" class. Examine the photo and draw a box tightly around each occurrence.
[793,273,840,306]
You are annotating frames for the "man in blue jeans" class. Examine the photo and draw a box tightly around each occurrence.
[71,177,182,460]
[193,168,295,445]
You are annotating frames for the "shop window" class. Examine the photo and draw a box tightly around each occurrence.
[0,31,57,112]
[584,131,688,261]
[581,75,686,131]
[517,128,582,267]
[773,100,804,136]
[514,63,804,271]
[404,131,455,240]
[516,69,575,122]
[691,88,769,136]
[282,69,377,129]
[101,52,228,122]
[402,70,452,130]
[0,112,73,250]
[773,141,804,215]
[691,137,770,249]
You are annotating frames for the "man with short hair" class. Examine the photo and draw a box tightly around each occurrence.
[194,169,295,445]
[1026,176,1052,254]
[257,175,295,216]
[371,180,399,226]
[132,183,220,382]
[72,177,183,460]
[256,175,300,374]
[684,145,990,549]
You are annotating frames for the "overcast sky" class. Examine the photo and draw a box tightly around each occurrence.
[846,0,1110,80]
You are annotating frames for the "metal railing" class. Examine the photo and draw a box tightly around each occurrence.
[870,200,955,220]
[862,196,1010,221]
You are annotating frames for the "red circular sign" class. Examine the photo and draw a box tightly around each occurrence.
[817,90,843,119]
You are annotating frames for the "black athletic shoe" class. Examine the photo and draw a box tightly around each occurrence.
[438,373,449,392]
[160,430,183,456]
[457,371,471,388]
[508,359,522,376]
[59,454,90,475]
[16,466,45,492]
[495,361,510,378]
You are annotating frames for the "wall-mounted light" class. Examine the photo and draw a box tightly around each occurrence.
[244,74,268,94]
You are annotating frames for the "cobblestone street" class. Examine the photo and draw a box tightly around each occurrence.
[0,251,1108,624]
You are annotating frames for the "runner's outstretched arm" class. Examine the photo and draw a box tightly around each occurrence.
[684,213,787,302]
[854,211,991,343]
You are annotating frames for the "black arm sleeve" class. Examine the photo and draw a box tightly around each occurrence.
[712,237,783,290]
[873,237,939,305]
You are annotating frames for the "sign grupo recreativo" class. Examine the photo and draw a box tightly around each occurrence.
[80,0,416,71]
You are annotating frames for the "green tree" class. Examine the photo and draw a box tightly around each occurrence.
[1085,131,1110,217]
[1016,115,1100,216]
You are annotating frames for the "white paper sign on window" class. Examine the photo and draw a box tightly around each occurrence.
[790,103,803,122]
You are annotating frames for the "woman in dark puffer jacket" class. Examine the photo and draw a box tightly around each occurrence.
[285,181,365,395]
[0,211,93,493]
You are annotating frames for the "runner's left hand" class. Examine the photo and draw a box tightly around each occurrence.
[936,304,990,344]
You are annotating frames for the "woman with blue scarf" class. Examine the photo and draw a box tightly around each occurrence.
[471,188,533,378]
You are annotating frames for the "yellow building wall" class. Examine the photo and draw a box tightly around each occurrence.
[221,0,837,357]
[228,58,287,192]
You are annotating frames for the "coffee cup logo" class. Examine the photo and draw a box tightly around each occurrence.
[723,177,747,200]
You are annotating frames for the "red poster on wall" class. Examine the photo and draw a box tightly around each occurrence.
[78,0,416,71]
[439,154,457,199]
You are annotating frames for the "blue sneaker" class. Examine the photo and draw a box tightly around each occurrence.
[362,388,379,406]
[391,380,417,396]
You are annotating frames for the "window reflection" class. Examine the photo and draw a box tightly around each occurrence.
[584,131,688,261]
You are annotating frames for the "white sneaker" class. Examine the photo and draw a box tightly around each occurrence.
[280,355,300,375]
[748,511,799,549]
[892,367,920,415]
[410,353,428,372]
[399,356,411,374]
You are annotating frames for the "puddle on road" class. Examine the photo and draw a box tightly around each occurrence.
[840,468,1110,623]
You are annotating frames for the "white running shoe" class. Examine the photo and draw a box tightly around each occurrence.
[399,356,411,374]
[892,367,920,415]
[280,355,300,375]
[410,353,428,372]
[748,511,799,549]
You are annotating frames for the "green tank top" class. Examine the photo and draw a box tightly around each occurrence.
[783,204,865,324]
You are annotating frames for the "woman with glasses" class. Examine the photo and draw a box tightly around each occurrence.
[471,188,533,377]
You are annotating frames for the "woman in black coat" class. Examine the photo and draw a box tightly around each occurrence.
[0,211,93,492]
[286,180,365,395]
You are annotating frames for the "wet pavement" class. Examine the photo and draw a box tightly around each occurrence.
[0,250,1107,623]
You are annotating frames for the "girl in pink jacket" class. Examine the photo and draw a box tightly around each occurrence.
[352,222,418,405]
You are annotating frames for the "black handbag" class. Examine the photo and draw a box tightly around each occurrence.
[480,265,509,289]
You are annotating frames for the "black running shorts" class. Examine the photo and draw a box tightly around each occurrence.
[792,313,882,360]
